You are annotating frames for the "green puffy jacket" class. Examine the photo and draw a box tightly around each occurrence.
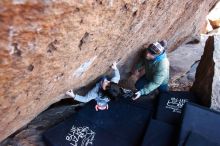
[136,54,169,95]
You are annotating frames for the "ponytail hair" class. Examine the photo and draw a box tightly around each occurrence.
[103,82,122,100]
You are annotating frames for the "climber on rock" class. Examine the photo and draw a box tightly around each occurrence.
[66,62,122,111]
[132,40,170,100]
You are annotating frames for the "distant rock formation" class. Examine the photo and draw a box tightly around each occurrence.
[191,35,220,111]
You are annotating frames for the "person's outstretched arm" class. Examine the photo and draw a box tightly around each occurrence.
[110,62,120,84]
[135,58,144,71]
[131,58,145,79]
[139,69,165,95]
[66,83,100,103]
[133,61,168,100]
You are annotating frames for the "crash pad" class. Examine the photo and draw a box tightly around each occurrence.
[43,98,151,146]
[155,91,195,125]
[178,102,220,146]
[184,132,220,146]
[141,119,176,146]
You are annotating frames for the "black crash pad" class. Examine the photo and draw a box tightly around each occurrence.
[155,91,195,125]
[178,102,220,146]
[43,113,130,146]
[184,132,220,146]
[141,119,176,146]
[43,98,151,146]
[131,95,157,112]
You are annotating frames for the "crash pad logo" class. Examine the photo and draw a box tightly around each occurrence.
[166,97,188,113]
[65,125,96,146]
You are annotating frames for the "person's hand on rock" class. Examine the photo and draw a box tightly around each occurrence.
[66,89,75,98]
[111,61,118,70]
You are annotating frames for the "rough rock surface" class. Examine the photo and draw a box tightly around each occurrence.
[191,35,220,110]
[1,103,81,146]
[168,35,208,91]
[0,36,217,146]
[0,0,217,142]
[168,35,207,81]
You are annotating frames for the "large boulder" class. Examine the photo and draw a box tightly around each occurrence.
[168,35,208,91]
[0,104,79,146]
[168,35,207,82]
[0,0,217,142]
[191,35,220,111]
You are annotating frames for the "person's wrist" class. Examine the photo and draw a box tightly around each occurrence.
[140,90,144,96]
